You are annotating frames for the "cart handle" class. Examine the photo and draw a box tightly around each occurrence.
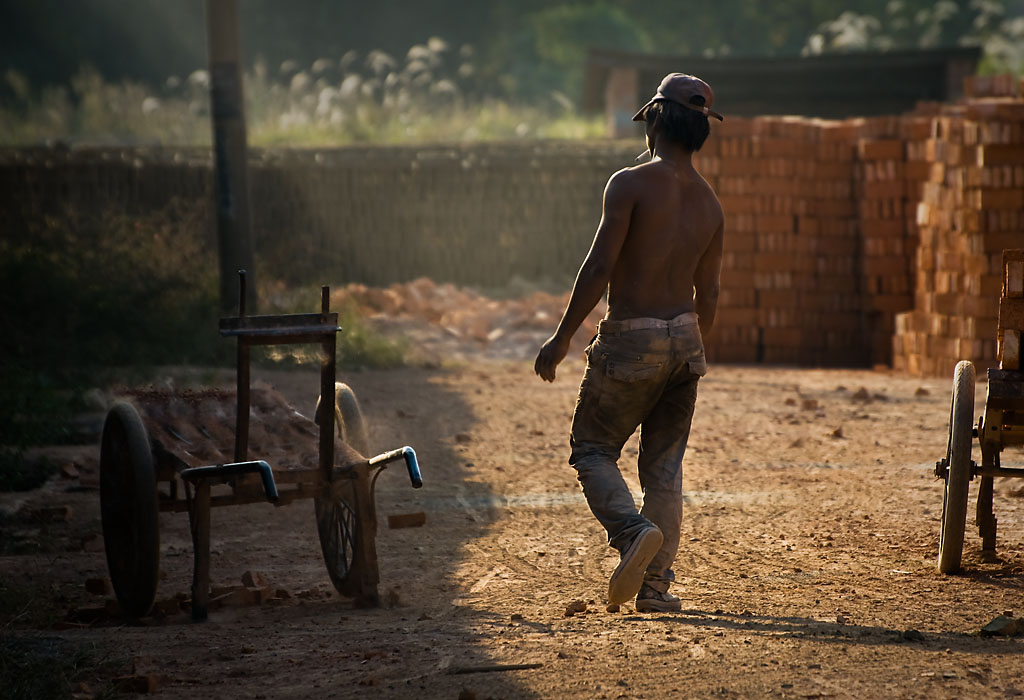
[368,446,422,488]
[181,460,280,503]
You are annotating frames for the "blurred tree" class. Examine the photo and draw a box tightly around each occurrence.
[1,0,1022,103]
[487,1,652,99]
[803,0,1024,72]
[0,0,205,89]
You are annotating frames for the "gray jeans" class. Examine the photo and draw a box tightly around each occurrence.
[568,314,705,593]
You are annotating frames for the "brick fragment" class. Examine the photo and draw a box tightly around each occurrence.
[241,570,270,588]
[387,512,427,529]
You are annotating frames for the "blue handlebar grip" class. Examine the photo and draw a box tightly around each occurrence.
[368,446,422,488]
[180,460,279,504]
[255,460,280,502]
[403,447,423,488]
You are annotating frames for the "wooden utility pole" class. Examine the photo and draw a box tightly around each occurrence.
[205,0,254,314]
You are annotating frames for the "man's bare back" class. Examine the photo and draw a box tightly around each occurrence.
[534,147,723,382]
[605,158,723,322]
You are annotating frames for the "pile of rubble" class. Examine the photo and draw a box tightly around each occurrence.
[330,278,604,363]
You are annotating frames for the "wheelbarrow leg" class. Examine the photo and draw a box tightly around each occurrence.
[977,474,997,555]
[977,439,998,556]
[353,462,380,606]
[190,480,212,621]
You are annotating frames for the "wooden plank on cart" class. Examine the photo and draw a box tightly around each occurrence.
[987,368,1024,409]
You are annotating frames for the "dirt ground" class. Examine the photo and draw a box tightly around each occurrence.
[4,356,1024,699]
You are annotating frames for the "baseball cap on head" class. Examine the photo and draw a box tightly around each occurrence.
[632,73,723,122]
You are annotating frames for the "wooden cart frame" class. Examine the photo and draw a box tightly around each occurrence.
[99,272,422,620]
[936,360,1024,573]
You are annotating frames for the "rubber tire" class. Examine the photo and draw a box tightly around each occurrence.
[100,402,160,617]
[938,360,975,574]
[333,383,370,456]
[315,383,370,595]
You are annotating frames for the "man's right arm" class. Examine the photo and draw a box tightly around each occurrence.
[693,218,723,337]
[534,168,635,382]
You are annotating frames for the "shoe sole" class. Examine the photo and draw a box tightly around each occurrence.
[635,599,681,613]
[608,527,663,605]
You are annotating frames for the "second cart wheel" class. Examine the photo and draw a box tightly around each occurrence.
[938,360,975,574]
[332,382,370,455]
[315,383,372,598]
[99,402,160,617]
[315,478,360,594]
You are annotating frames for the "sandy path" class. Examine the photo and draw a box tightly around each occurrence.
[4,360,1024,698]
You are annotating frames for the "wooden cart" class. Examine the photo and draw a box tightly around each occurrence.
[936,360,1024,572]
[99,273,421,619]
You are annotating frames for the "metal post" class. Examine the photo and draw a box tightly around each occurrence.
[319,286,335,481]
[235,271,250,463]
[191,480,212,621]
[205,0,254,314]
[977,475,997,552]
[978,441,998,554]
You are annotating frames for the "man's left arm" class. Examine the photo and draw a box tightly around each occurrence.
[534,170,635,382]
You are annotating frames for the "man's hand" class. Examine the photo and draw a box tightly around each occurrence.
[534,334,570,382]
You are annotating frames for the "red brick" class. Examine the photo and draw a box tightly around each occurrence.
[858,139,904,160]
[976,144,1024,166]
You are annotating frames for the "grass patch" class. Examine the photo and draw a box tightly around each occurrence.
[0,578,65,628]
[1,60,603,147]
[0,632,129,700]
[0,451,56,493]
[336,302,408,370]
[0,201,223,372]
[0,371,76,492]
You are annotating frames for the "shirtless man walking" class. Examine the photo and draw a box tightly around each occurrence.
[535,73,724,612]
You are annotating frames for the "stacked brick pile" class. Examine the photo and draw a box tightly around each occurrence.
[704,117,758,363]
[892,80,1024,376]
[856,130,909,364]
[999,250,1024,369]
[852,114,933,365]
[900,110,936,273]
[708,116,863,365]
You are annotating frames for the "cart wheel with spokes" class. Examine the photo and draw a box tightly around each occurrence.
[938,360,975,574]
[315,383,371,597]
[100,402,160,617]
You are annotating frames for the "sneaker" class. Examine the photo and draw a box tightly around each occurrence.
[635,585,681,613]
[608,525,663,605]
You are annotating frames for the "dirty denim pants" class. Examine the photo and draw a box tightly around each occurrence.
[568,313,706,593]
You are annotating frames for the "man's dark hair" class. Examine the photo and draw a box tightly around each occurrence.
[644,97,710,152]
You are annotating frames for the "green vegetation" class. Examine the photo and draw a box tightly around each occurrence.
[0,201,223,371]
[0,631,128,700]
[257,288,408,370]
[3,2,1023,147]
[2,579,127,697]
[803,0,1024,73]
[0,202,222,485]
[0,372,76,491]
[335,302,408,370]
[0,451,55,492]
[0,48,603,147]
[3,1,1023,107]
